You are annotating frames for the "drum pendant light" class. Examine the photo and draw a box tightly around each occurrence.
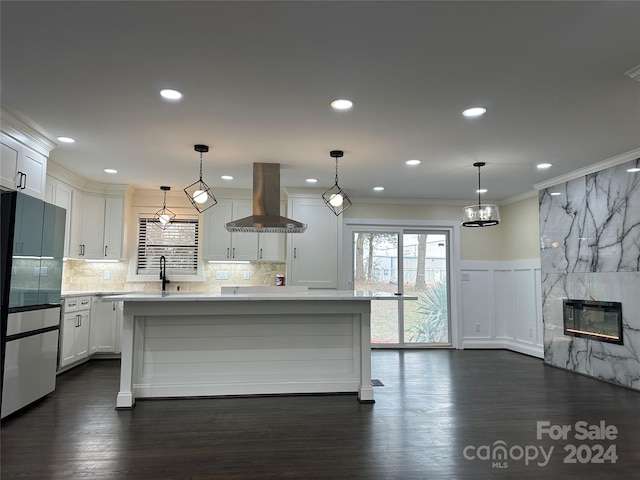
[154,186,176,230]
[462,162,500,227]
[322,150,352,216]
[184,144,217,213]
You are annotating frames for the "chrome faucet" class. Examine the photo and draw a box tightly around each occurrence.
[159,255,170,291]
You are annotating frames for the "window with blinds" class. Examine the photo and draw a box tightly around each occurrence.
[137,217,199,275]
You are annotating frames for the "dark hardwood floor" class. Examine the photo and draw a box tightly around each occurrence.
[2,350,639,479]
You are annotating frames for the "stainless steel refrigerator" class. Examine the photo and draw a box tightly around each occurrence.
[1,189,66,419]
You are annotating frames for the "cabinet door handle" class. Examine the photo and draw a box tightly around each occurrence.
[17,171,26,190]
[232,247,235,259]
[259,248,263,259]
[104,245,108,257]
[294,247,297,259]
[82,244,85,256]
[226,247,230,259]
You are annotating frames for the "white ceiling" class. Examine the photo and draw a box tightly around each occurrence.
[2,1,639,203]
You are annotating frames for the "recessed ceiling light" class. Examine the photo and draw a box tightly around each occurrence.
[627,167,640,173]
[462,107,487,118]
[550,192,562,196]
[537,163,553,169]
[221,175,233,180]
[104,168,118,174]
[476,189,488,194]
[160,89,183,100]
[373,186,384,191]
[330,99,354,110]
[306,178,318,183]
[57,136,76,143]
[405,159,421,166]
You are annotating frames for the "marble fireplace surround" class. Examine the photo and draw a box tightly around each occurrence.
[540,157,640,391]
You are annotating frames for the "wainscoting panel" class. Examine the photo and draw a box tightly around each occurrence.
[460,259,543,358]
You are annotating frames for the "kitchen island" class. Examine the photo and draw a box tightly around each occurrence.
[103,290,413,408]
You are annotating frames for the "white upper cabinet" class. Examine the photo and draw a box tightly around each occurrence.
[0,133,20,189]
[76,193,106,258]
[287,196,339,288]
[203,199,286,262]
[0,132,48,199]
[104,196,124,260]
[1,112,54,200]
[46,175,75,257]
[258,231,285,262]
[70,192,124,260]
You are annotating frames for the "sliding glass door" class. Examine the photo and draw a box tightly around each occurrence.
[354,232,400,344]
[353,229,450,347]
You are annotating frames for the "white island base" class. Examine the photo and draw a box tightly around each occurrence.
[106,291,395,408]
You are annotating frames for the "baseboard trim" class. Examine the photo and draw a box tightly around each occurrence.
[463,338,543,359]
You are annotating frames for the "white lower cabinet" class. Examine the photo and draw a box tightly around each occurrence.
[59,295,123,371]
[59,305,91,368]
[90,297,122,354]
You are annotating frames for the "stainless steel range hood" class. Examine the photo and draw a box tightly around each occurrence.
[225,163,307,233]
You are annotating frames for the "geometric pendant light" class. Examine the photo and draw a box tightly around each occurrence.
[154,185,176,230]
[461,162,500,227]
[322,149,352,216]
[184,144,217,213]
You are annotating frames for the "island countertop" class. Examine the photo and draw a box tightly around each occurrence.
[103,290,416,302]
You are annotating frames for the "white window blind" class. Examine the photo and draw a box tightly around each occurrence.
[137,217,199,275]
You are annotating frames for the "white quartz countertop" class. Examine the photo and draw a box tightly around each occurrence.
[102,290,417,302]
[62,291,129,298]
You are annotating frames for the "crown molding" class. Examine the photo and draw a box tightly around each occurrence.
[47,160,89,189]
[0,109,56,156]
[533,147,640,191]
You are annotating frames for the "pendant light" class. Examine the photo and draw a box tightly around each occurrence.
[184,144,217,213]
[322,150,352,215]
[462,162,500,227]
[154,186,176,230]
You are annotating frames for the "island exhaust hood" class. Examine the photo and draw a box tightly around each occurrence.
[225,163,307,233]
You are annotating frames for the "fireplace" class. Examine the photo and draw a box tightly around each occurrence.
[563,299,623,345]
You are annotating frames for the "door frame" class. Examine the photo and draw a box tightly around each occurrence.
[341,218,463,349]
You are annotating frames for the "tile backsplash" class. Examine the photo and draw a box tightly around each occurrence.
[62,260,286,293]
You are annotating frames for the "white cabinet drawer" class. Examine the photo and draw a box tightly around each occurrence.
[63,296,91,313]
